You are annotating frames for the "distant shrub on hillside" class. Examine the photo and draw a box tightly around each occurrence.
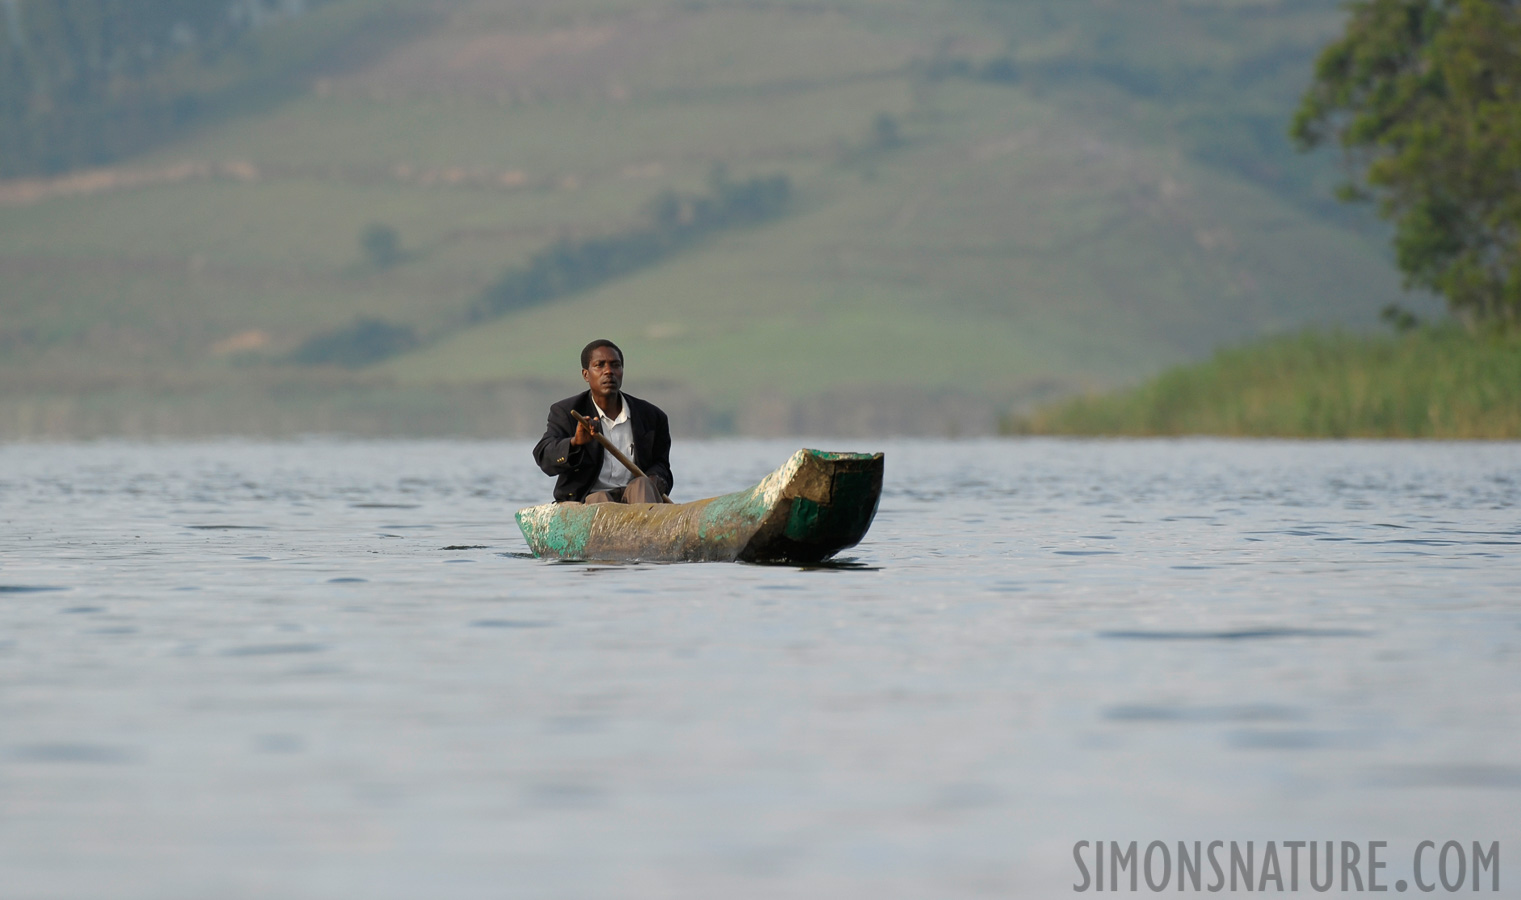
[360,223,402,269]
[872,113,903,150]
[472,168,791,320]
[918,55,1019,84]
[290,317,418,368]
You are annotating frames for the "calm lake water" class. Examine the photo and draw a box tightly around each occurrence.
[2,438,1518,899]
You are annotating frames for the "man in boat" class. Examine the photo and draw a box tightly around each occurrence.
[532,339,673,504]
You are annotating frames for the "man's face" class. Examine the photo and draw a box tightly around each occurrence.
[582,346,624,397]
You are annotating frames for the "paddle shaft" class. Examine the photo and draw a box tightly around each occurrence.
[570,408,646,477]
[570,409,670,502]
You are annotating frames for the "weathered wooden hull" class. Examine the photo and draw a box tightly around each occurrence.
[516,449,884,563]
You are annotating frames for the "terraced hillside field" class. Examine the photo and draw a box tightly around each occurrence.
[0,0,1424,437]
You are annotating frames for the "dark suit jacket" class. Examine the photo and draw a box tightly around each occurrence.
[533,391,673,502]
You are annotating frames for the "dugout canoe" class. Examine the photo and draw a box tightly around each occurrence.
[516,449,884,563]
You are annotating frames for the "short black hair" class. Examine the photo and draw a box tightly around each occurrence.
[581,339,623,369]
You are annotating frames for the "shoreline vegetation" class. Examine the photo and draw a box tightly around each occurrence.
[1008,326,1521,439]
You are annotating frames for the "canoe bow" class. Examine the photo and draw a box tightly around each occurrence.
[516,448,884,563]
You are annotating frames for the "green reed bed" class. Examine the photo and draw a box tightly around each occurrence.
[1017,327,1521,438]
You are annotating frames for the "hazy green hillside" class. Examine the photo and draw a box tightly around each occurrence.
[0,0,1424,437]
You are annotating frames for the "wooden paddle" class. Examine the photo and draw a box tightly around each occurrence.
[571,408,671,502]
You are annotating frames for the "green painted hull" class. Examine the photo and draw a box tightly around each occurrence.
[516,449,884,563]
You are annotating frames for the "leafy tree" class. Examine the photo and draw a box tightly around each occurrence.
[1292,0,1521,326]
[290,316,418,368]
[979,56,1019,84]
[472,170,791,321]
[360,222,401,268]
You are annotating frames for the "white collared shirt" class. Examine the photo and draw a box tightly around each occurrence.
[590,396,635,492]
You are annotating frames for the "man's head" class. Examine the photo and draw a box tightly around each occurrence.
[581,339,622,370]
[581,339,624,402]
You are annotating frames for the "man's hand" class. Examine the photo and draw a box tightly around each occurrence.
[571,415,598,447]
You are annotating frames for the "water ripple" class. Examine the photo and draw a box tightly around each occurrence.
[220,643,330,657]
[1099,628,1371,641]
[7,743,138,764]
